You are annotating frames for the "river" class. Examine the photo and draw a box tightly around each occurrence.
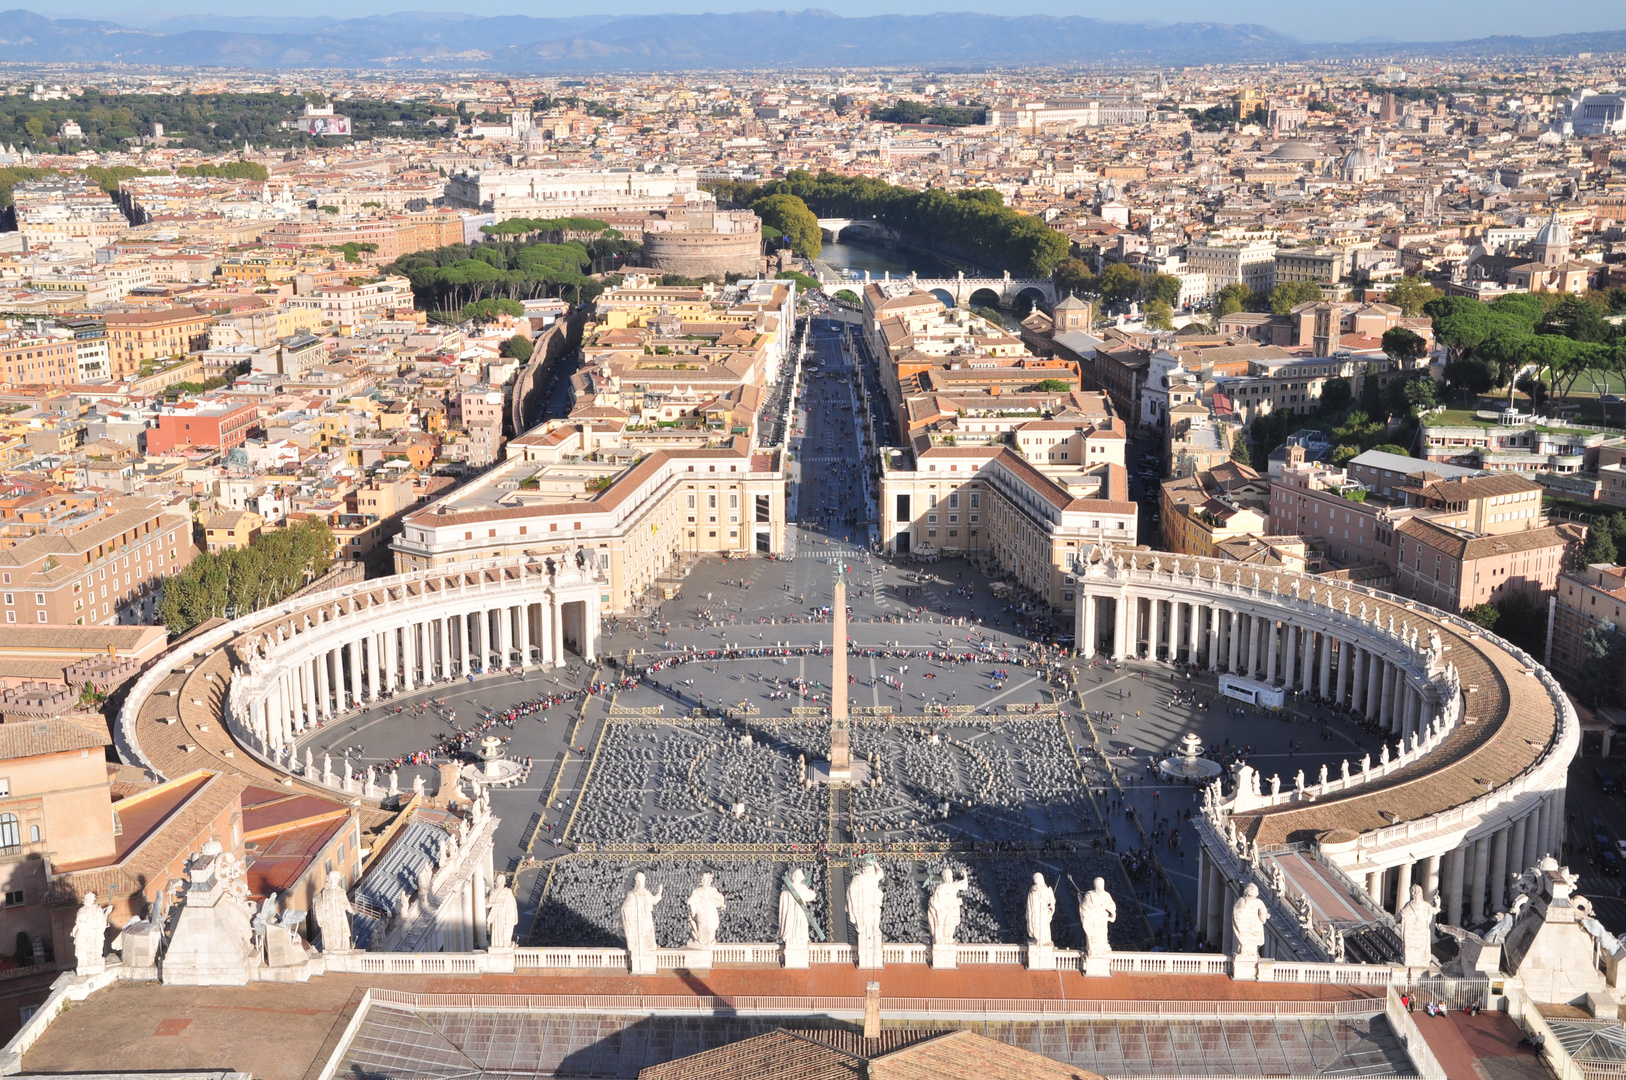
[814,236,964,282]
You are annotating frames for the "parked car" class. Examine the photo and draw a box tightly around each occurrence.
[1596,768,1619,793]
[1603,851,1622,876]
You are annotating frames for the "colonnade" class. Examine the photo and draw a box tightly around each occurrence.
[247,593,598,752]
[1078,591,1435,741]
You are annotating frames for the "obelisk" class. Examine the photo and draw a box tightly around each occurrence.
[829,572,851,779]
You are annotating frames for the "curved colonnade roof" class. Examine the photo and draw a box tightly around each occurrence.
[1102,551,1562,848]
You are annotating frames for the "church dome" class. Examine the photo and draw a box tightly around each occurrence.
[1341,148,1374,182]
[1534,213,1570,250]
[1265,141,1319,161]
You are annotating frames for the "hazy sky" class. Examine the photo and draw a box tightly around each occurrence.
[44,0,1626,43]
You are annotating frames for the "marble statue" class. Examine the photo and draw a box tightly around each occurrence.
[486,873,519,950]
[1340,759,1350,783]
[313,875,354,952]
[71,892,112,975]
[778,869,818,952]
[1231,883,1270,962]
[1026,874,1056,947]
[1398,884,1439,969]
[1318,764,1329,787]
[622,872,664,968]
[1079,877,1117,957]
[847,860,886,968]
[1269,774,1281,797]
[685,872,727,950]
[927,868,970,946]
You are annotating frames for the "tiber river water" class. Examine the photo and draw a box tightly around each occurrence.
[816,236,963,281]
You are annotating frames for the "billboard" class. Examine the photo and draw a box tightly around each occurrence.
[302,115,351,136]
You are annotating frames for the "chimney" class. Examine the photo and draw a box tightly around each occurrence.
[863,981,881,1039]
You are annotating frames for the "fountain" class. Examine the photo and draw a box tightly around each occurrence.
[459,734,524,788]
[1158,732,1221,781]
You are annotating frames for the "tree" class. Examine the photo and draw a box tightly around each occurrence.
[1465,603,1501,631]
[1052,257,1097,297]
[1268,281,1321,315]
[1579,625,1626,707]
[833,289,859,305]
[1033,378,1073,392]
[1145,299,1175,330]
[1580,522,1618,569]
[1385,276,1442,317]
[1229,430,1251,467]
[1098,263,1145,305]
[1212,282,1254,319]
[1369,443,1410,456]
[461,297,523,322]
[751,193,822,259]
[1321,377,1353,412]
[1146,273,1182,307]
[500,335,534,362]
[1382,326,1429,367]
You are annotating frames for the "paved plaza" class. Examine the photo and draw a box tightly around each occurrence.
[289,318,1395,955]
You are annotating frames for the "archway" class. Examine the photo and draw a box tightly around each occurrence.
[927,288,955,309]
[968,287,1003,311]
[1014,286,1051,318]
[560,599,588,657]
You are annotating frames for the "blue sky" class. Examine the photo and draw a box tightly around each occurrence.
[47,0,1626,43]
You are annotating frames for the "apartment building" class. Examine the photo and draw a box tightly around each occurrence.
[1160,464,1271,558]
[101,308,213,379]
[145,401,258,455]
[1273,246,1351,286]
[1550,564,1626,709]
[0,495,194,626]
[1184,242,1277,298]
[1392,516,1580,613]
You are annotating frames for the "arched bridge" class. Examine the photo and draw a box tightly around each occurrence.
[816,270,1057,311]
[816,217,900,242]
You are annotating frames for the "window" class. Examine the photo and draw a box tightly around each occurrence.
[2,890,21,907]
[27,825,37,843]
[0,814,18,854]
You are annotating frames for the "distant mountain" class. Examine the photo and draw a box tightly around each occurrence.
[0,8,1621,70]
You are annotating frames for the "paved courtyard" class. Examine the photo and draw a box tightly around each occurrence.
[288,317,1392,955]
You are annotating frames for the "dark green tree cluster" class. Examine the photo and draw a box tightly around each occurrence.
[753,193,822,259]
[1183,105,1237,131]
[0,91,455,154]
[158,518,334,637]
[0,165,50,208]
[84,165,168,194]
[1267,281,1323,314]
[870,101,987,126]
[462,298,524,322]
[1576,509,1626,570]
[706,170,1068,277]
[500,335,534,361]
[176,162,269,181]
[1427,292,1626,402]
[385,238,596,311]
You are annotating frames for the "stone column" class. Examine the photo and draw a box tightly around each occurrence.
[1111,592,1128,661]
[439,616,451,680]
[552,598,566,667]
[303,661,319,730]
[1335,641,1351,705]
[1319,633,1332,699]
[1365,653,1383,721]
[1403,686,1420,740]
[1393,861,1412,915]
[1146,595,1160,660]
[500,605,514,669]
[1549,789,1567,858]
[1228,610,1243,674]
[1422,854,1441,899]
[519,602,533,666]
[1207,607,1220,670]
[1379,661,1397,731]
[1509,816,1528,882]
[1489,826,1510,913]
[473,861,488,949]
[1266,619,1280,684]
[1523,805,1543,871]
[1283,624,1298,689]
[368,633,383,701]
[1445,846,1466,927]
[312,652,326,719]
[388,625,402,692]
[1244,614,1260,678]
[1469,835,1491,922]
[1351,648,1367,713]
[347,639,361,709]
[1367,870,1383,903]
